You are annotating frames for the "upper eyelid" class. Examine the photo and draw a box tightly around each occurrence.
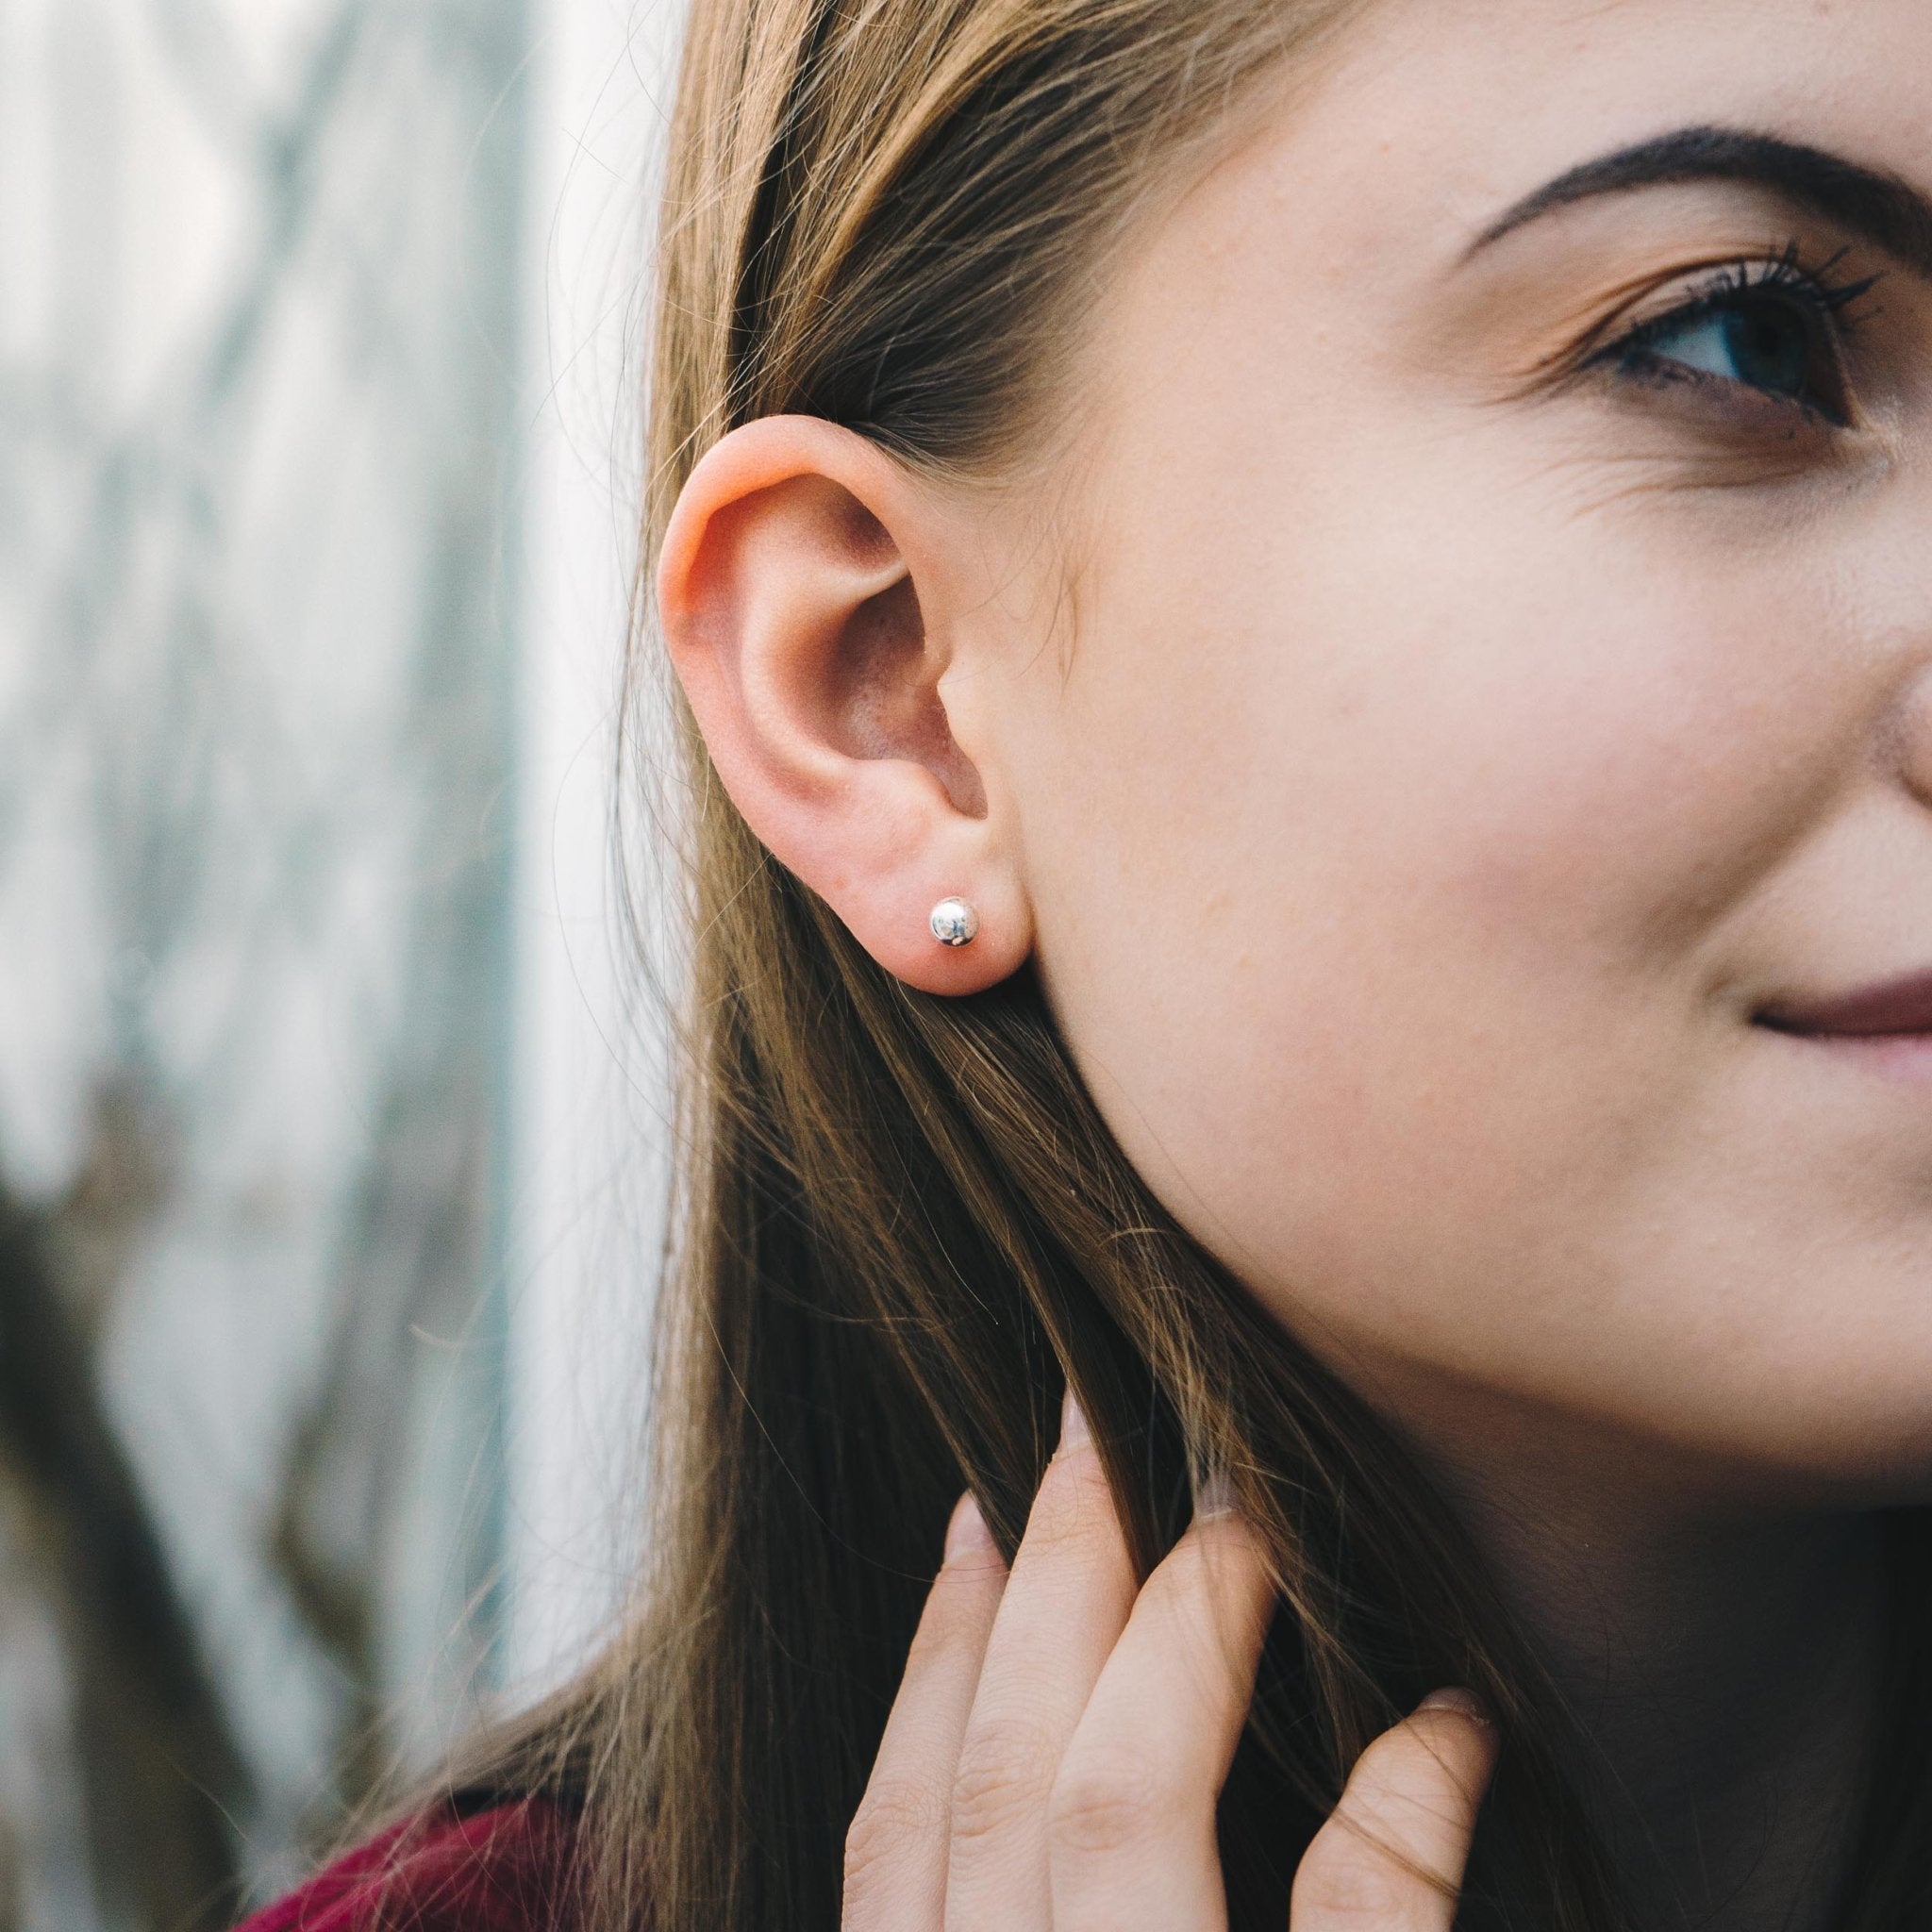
[1619,283,1832,352]
[1583,253,1879,361]
[1491,237,1904,414]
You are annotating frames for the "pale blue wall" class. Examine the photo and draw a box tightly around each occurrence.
[0,1,542,1921]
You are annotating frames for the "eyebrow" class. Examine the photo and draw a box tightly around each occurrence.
[1470,125,1932,279]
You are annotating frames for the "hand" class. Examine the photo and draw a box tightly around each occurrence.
[843,1396,1500,1930]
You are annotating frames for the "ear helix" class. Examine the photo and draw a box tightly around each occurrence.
[928,897,979,948]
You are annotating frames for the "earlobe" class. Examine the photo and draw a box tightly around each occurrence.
[657,416,1033,995]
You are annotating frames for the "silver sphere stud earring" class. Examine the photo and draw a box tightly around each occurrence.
[929,897,980,948]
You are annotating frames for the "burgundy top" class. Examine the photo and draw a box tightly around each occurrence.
[234,1800,578,1932]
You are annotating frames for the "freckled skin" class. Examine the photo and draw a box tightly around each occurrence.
[956,0,1932,1503]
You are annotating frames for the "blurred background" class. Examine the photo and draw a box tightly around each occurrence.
[0,0,682,1924]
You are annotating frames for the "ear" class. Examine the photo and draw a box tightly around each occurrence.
[657,415,1034,995]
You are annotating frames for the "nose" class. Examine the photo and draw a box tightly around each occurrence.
[1896,661,1932,812]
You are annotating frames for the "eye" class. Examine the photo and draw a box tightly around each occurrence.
[1641,297,1817,399]
[1600,252,1880,427]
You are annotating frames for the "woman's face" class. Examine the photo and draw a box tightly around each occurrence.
[957,0,1932,1502]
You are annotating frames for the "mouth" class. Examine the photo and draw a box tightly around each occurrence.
[1757,967,1932,1043]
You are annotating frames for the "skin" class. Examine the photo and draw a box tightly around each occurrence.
[842,1402,1497,1932]
[658,0,1932,1924]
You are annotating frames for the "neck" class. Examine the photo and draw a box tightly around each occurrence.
[1401,1400,1894,1932]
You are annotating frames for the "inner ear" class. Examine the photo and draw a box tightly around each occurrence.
[826,571,988,819]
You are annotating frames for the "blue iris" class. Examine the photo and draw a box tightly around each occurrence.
[1641,299,1812,400]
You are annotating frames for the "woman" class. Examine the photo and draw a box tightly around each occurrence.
[242,0,1932,1927]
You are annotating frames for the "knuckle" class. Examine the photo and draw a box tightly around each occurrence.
[1047,1751,1174,1859]
[949,1713,1058,1846]
[842,1777,944,1902]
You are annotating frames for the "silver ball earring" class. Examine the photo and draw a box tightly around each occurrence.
[929,897,979,948]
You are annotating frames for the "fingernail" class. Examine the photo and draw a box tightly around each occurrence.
[1417,1687,1492,1725]
[1193,1472,1239,1520]
[945,1492,995,1563]
[1058,1385,1091,1451]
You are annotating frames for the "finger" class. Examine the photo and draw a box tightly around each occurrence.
[1047,1500,1274,1932]
[943,1393,1138,1932]
[843,1495,1007,1931]
[1291,1690,1500,1932]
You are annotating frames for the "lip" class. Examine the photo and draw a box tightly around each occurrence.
[1759,966,1932,1040]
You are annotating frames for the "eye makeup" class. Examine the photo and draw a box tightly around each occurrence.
[1446,125,1932,459]
[1583,243,1883,429]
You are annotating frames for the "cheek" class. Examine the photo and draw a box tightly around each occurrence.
[1019,447,1869,1410]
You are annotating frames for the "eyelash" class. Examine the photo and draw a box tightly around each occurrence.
[1590,242,1883,425]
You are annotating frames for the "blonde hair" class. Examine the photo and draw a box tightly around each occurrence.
[451,4,1932,1927]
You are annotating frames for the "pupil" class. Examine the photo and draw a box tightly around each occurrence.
[1723,302,1809,396]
